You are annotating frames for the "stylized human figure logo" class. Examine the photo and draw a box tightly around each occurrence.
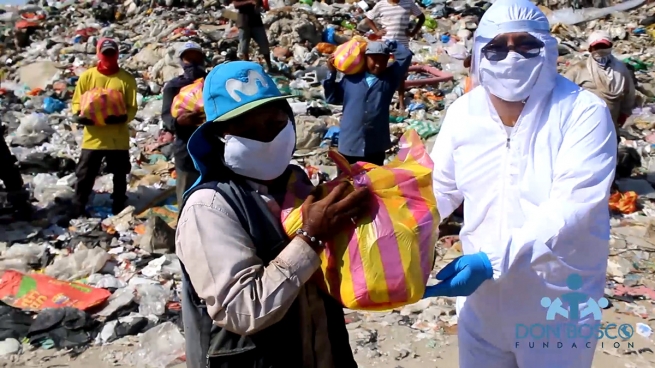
[540,274,608,321]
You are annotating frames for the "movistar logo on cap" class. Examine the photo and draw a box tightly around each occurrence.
[225,69,268,102]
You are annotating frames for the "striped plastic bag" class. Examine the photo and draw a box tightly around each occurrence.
[171,78,204,119]
[79,88,127,126]
[332,37,368,75]
[280,130,439,310]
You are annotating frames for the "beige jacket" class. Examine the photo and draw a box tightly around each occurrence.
[176,181,335,368]
[563,56,635,126]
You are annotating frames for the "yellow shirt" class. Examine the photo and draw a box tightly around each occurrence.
[71,67,138,150]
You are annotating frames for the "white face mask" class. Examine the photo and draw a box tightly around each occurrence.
[221,121,295,181]
[479,51,544,102]
[591,49,611,67]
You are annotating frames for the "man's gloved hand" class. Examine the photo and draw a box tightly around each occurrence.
[74,115,95,126]
[423,252,493,298]
[105,115,128,125]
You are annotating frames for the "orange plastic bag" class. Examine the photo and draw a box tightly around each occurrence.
[317,42,337,55]
[332,37,368,75]
[609,191,638,214]
[171,78,205,119]
[280,130,438,310]
[79,88,127,126]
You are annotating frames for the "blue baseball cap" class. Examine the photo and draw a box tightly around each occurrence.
[203,61,291,122]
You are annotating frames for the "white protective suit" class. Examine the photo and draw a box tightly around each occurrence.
[429,0,617,367]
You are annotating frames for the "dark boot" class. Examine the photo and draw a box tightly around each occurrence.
[70,202,88,219]
[111,198,127,216]
[7,190,32,221]
[110,175,128,215]
[106,150,130,216]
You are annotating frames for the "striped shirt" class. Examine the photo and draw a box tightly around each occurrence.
[366,0,423,48]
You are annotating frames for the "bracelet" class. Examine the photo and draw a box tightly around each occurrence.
[295,229,324,247]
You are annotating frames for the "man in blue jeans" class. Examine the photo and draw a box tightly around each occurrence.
[323,40,412,166]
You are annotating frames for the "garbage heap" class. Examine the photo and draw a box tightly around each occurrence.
[1,0,655,365]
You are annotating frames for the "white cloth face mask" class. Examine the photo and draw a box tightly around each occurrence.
[221,121,295,181]
[592,49,611,67]
[479,51,544,102]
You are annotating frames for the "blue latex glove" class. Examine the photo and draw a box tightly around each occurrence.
[423,252,493,298]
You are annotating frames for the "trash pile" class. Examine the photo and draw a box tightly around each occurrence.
[0,0,655,365]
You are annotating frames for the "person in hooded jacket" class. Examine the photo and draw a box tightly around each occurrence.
[564,30,636,132]
[71,38,138,217]
[425,0,616,367]
[161,42,207,204]
[176,61,369,368]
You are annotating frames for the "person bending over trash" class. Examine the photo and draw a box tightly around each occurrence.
[323,40,412,167]
[564,30,636,132]
[176,61,368,368]
[161,42,206,205]
[71,38,138,217]
[0,125,32,221]
[426,0,617,367]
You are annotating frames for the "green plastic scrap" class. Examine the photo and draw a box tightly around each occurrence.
[41,339,55,350]
[407,120,440,139]
[142,94,163,103]
[424,17,437,30]
[623,57,651,71]
[341,20,355,30]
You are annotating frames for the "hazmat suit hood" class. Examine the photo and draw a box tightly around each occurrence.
[470,0,558,106]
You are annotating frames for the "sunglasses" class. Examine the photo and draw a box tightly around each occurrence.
[481,39,545,62]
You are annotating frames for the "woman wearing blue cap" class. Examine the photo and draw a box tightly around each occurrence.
[176,61,369,368]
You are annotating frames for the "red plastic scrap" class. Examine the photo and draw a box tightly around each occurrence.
[173,28,197,36]
[15,20,40,30]
[0,270,111,311]
[20,12,46,21]
[75,27,97,40]
[613,284,655,300]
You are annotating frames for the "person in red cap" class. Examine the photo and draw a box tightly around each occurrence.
[564,30,635,136]
[71,38,138,217]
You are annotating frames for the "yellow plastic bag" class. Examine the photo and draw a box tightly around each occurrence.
[280,130,439,310]
[332,37,368,75]
[79,88,127,126]
[171,78,204,119]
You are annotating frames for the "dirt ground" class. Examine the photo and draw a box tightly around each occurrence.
[2,308,654,368]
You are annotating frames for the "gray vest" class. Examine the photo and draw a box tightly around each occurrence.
[178,167,357,368]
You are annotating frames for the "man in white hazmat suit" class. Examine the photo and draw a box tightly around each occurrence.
[425,0,617,367]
